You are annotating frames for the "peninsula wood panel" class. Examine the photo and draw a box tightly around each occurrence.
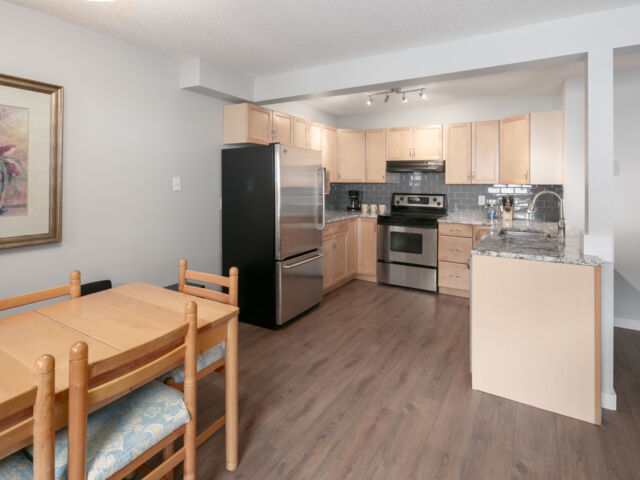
[472,120,500,184]
[337,129,365,182]
[271,111,293,145]
[413,125,443,160]
[385,127,412,161]
[444,123,472,184]
[500,114,530,184]
[530,110,565,185]
[471,255,601,424]
[365,129,386,183]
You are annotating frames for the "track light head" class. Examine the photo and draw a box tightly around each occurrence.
[402,93,407,103]
[366,96,373,106]
[384,93,391,103]
[420,89,428,100]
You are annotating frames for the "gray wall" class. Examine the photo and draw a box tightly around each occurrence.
[327,174,562,222]
[614,67,640,326]
[0,1,226,299]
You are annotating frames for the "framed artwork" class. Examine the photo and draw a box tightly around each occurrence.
[0,73,63,249]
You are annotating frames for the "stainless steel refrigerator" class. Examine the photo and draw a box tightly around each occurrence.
[222,144,325,328]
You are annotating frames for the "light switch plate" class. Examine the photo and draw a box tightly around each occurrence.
[478,195,486,206]
[172,177,181,191]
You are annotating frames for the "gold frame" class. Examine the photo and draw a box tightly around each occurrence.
[0,73,63,249]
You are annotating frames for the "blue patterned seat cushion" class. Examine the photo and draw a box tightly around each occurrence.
[0,451,33,480]
[158,340,225,384]
[26,381,189,480]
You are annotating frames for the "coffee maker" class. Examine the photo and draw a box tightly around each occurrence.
[348,190,362,211]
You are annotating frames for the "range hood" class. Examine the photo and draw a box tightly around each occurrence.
[386,160,445,173]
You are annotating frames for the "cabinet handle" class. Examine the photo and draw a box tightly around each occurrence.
[525,170,529,181]
[448,248,462,252]
[472,171,475,181]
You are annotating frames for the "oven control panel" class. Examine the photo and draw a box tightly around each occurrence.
[393,194,446,209]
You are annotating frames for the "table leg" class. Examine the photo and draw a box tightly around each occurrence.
[225,316,238,471]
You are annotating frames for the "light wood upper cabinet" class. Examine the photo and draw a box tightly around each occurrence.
[308,122,323,151]
[530,111,564,185]
[271,111,293,145]
[357,218,377,276]
[413,125,443,160]
[223,103,271,145]
[386,127,413,161]
[293,117,309,149]
[472,120,500,184]
[337,129,366,183]
[365,129,386,183]
[444,123,472,184]
[500,114,530,184]
[322,125,337,192]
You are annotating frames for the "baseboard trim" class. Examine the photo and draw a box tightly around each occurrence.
[602,390,617,411]
[614,316,640,331]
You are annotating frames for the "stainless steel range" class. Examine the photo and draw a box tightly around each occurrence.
[377,193,447,292]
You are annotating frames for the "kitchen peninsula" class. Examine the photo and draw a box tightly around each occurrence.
[470,225,602,424]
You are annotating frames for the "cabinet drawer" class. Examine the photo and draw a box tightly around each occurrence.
[438,261,470,290]
[324,220,348,237]
[438,223,472,237]
[438,235,472,263]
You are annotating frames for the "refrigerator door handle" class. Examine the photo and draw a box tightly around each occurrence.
[318,167,326,231]
[282,252,324,269]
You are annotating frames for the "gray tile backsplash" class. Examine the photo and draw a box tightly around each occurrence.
[326,172,563,222]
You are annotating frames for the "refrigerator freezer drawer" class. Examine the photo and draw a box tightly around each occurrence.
[276,250,324,325]
[377,261,437,292]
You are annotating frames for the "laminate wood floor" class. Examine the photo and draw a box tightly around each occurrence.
[193,280,640,480]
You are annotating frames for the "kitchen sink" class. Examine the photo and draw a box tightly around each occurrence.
[499,228,554,239]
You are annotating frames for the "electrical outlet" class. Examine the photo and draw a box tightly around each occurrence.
[172,177,181,191]
[478,195,486,206]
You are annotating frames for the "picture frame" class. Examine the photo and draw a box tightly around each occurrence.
[0,73,63,249]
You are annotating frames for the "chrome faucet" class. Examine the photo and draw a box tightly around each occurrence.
[528,190,565,234]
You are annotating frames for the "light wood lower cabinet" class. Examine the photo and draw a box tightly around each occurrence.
[438,261,470,291]
[348,218,358,276]
[323,219,359,292]
[357,218,377,276]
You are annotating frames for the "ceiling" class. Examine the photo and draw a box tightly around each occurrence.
[8,0,640,76]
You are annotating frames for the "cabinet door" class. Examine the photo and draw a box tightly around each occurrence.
[365,129,386,183]
[247,105,272,145]
[322,235,334,289]
[385,127,412,161]
[308,122,323,151]
[472,120,500,184]
[293,117,309,149]
[322,126,338,192]
[271,111,293,145]
[500,114,530,184]
[333,232,348,285]
[337,129,366,182]
[444,123,471,184]
[413,125,443,160]
[530,111,564,185]
[357,218,377,276]
[348,218,358,276]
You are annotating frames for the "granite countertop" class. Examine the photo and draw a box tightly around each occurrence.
[325,210,379,223]
[471,220,602,267]
[438,210,494,226]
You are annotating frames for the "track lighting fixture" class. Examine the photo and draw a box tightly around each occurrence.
[365,87,428,106]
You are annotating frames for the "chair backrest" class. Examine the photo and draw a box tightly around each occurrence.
[0,354,56,479]
[0,270,81,311]
[178,258,238,306]
[67,301,199,480]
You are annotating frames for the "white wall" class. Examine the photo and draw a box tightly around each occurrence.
[263,101,338,127]
[336,94,560,129]
[0,0,226,300]
[562,76,586,231]
[614,67,640,326]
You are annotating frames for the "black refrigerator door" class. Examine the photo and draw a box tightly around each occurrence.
[222,145,277,328]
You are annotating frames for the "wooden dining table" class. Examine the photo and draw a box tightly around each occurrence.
[0,281,240,471]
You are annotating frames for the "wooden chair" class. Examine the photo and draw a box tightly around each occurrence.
[0,270,81,311]
[65,301,199,480]
[0,354,56,480]
[161,259,238,449]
